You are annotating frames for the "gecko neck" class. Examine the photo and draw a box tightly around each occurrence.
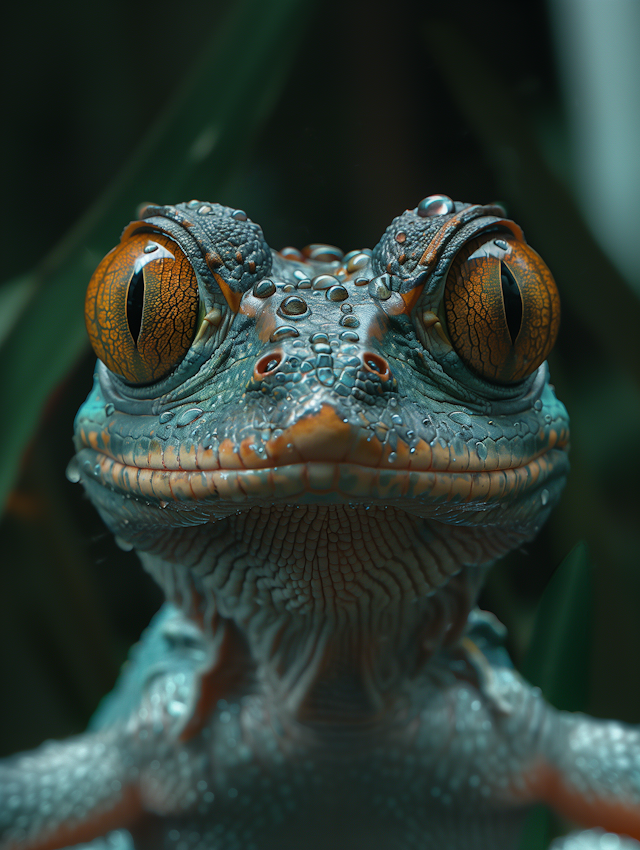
[139,504,493,721]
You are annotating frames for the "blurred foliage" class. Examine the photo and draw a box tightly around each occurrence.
[517,542,594,850]
[522,541,593,713]
[1,8,639,849]
[0,0,316,513]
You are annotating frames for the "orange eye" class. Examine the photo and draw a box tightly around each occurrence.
[85,232,200,384]
[443,235,560,383]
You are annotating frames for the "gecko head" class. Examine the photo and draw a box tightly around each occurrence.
[71,198,569,616]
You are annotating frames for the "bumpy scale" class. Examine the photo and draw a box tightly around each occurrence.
[1,197,637,850]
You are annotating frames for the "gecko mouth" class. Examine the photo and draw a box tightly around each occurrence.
[73,401,569,525]
[72,448,569,530]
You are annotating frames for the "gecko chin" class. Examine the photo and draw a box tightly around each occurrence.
[73,448,567,620]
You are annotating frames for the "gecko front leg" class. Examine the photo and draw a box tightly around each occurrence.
[0,615,210,850]
[0,726,142,850]
[532,711,640,841]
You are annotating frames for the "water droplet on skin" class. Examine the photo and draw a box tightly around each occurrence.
[311,274,338,291]
[541,489,549,506]
[104,403,115,416]
[340,314,359,327]
[368,276,391,300]
[326,285,348,302]
[253,279,276,298]
[66,458,81,483]
[346,252,370,273]
[177,408,203,427]
[417,194,455,217]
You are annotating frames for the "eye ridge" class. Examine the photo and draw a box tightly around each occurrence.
[126,268,145,344]
[500,262,523,345]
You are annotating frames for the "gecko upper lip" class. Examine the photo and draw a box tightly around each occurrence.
[76,404,569,479]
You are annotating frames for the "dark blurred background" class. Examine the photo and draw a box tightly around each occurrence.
[1,0,639,764]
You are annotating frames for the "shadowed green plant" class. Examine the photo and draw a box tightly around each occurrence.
[518,541,594,850]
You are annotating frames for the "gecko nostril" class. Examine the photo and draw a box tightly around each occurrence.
[254,352,283,378]
[363,352,390,379]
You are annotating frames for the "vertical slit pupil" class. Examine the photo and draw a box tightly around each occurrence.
[126,268,145,344]
[500,263,523,344]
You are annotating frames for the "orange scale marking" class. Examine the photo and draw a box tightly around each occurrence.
[427,442,453,472]
[380,439,411,468]
[238,438,272,469]
[219,438,246,470]
[178,443,198,470]
[270,466,307,498]
[408,440,433,471]
[214,471,249,502]
[374,469,410,500]
[134,446,152,469]
[132,468,155,498]
[487,469,509,501]
[449,441,472,472]
[233,469,274,498]
[162,445,181,470]
[306,462,338,492]
[189,472,217,500]
[149,469,175,501]
[335,464,378,498]
[168,471,200,502]
[446,472,478,501]
[345,430,384,467]
[195,444,220,470]
[408,470,438,499]
[466,472,493,501]
[477,440,501,471]
[147,441,164,468]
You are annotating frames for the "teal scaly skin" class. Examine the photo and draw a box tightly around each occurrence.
[1,197,638,850]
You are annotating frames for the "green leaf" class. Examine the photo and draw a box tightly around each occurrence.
[0,0,315,512]
[517,542,593,850]
[521,540,593,712]
[518,804,554,850]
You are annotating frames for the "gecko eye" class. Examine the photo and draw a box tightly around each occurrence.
[84,232,200,384]
[443,234,560,384]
